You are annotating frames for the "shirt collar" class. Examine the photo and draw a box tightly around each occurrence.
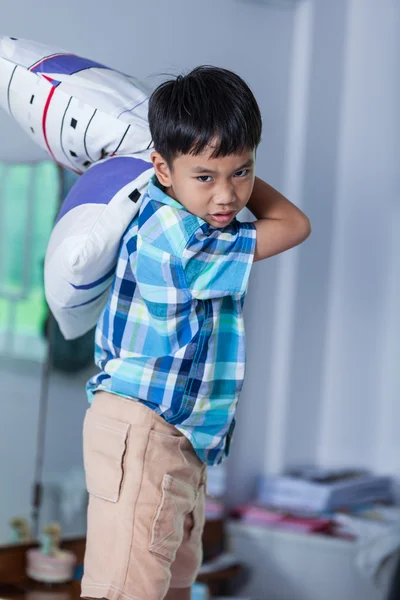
[147,175,185,211]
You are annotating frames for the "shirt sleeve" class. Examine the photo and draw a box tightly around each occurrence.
[181,221,257,300]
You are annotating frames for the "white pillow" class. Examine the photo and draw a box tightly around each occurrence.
[0,36,154,339]
[45,156,153,339]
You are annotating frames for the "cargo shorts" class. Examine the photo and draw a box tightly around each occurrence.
[81,391,207,600]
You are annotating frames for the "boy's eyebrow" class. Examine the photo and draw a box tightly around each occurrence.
[191,159,254,175]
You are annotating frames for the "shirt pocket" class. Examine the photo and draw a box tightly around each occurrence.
[83,409,130,503]
[149,474,196,562]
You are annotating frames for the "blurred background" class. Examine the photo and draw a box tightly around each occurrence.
[0,0,399,599]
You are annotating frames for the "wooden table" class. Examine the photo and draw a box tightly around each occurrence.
[0,579,82,600]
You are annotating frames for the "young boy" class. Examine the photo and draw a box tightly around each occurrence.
[81,66,310,600]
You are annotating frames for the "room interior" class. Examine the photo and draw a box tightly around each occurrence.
[0,1,399,599]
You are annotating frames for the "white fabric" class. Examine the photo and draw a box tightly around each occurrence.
[44,158,153,339]
[0,36,155,338]
[336,513,400,590]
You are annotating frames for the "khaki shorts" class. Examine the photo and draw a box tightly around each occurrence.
[81,391,207,600]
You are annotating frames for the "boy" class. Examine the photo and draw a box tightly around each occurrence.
[81,66,310,600]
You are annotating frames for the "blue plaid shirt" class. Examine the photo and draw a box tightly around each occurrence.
[87,176,257,465]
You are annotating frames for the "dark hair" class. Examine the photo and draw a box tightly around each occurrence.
[148,66,262,167]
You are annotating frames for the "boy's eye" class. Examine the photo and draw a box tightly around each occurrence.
[197,175,213,183]
[234,169,249,178]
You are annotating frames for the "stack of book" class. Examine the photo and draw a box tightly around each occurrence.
[255,467,394,513]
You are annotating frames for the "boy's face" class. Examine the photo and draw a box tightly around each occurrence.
[151,146,256,228]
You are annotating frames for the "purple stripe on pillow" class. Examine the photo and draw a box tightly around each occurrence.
[31,54,109,76]
[117,97,148,119]
[56,156,151,223]
[62,290,106,309]
[70,266,115,290]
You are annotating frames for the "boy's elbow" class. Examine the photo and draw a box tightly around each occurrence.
[302,215,312,240]
[295,213,311,244]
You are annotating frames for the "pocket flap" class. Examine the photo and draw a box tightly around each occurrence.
[83,410,130,502]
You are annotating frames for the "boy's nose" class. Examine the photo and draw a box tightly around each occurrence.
[215,199,235,207]
[214,189,236,207]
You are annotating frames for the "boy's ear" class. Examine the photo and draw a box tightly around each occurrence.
[151,152,173,187]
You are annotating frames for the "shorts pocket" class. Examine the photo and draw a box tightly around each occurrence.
[191,482,206,540]
[83,409,130,503]
[149,474,195,562]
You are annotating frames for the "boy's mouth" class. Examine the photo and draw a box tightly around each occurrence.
[210,211,235,224]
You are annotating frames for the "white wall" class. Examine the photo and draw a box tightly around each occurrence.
[319,0,399,471]
[0,0,295,543]
[0,359,41,543]
[229,0,400,503]
[0,358,89,543]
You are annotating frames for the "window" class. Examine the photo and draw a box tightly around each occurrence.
[0,162,77,362]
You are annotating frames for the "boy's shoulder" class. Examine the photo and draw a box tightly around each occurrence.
[137,189,205,258]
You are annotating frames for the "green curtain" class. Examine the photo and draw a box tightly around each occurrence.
[0,162,61,354]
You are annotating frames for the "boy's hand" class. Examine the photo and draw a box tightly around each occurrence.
[247,177,311,262]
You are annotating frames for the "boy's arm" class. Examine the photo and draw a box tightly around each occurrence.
[247,177,311,262]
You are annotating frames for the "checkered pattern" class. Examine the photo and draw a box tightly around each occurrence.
[87,177,257,465]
